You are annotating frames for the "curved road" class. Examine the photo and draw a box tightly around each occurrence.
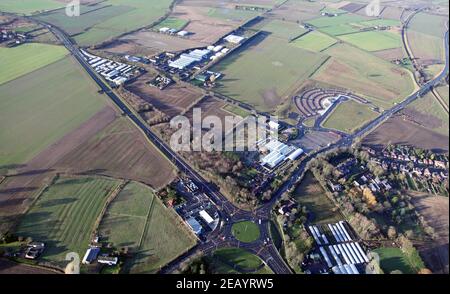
[22,12,449,274]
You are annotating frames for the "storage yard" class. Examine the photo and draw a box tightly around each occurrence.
[81,49,143,86]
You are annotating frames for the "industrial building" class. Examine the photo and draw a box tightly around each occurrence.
[169,49,211,70]
[258,138,304,169]
[186,217,203,235]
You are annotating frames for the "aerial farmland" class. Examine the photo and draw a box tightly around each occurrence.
[0,0,448,279]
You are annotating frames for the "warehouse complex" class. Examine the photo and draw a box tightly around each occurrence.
[257,138,304,169]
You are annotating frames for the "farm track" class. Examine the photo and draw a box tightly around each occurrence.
[431,88,449,113]
[137,195,156,250]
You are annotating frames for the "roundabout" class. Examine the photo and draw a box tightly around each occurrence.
[231,221,261,243]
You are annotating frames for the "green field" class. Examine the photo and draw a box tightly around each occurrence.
[407,91,449,136]
[407,30,446,64]
[359,19,402,28]
[307,13,369,28]
[0,57,107,167]
[16,176,121,261]
[339,31,402,52]
[251,19,308,40]
[100,182,196,273]
[0,44,67,85]
[319,24,362,36]
[291,31,337,52]
[153,17,188,30]
[36,3,134,37]
[0,0,63,15]
[207,7,260,22]
[314,43,416,107]
[63,0,174,46]
[211,248,271,274]
[322,100,378,133]
[374,247,424,274]
[293,172,342,224]
[408,12,448,38]
[212,34,328,113]
[222,104,251,118]
[232,221,260,243]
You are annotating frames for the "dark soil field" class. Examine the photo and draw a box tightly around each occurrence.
[103,31,207,56]
[0,258,60,274]
[170,3,247,44]
[184,96,231,127]
[363,115,449,153]
[126,74,204,118]
[55,117,176,189]
[410,192,449,274]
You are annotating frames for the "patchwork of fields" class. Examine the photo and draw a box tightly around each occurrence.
[0,56,108,167]
[16,176,122,262]
[33,0,174,46]
[99,182,196,273]
[312,43,415,108]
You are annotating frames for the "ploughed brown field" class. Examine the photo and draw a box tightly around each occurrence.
[102,31,207,57]
[184,96,232,128]
[55,117,176,189]
[0,258,60,274]
[363,115,449,153]
[170,3,247,44]
[126,74,204,118]
[409,192,449,274]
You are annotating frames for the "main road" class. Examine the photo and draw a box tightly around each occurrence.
[33,14,448,274]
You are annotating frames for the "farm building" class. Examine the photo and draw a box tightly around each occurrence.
[224,34,245,44]
[82,247,101,265]
[177,31,190,37]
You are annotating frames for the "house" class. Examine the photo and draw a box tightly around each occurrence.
[413,167,423,176]
[278,200,296,216]
[24,242,45,260]
[424,168,432,177]
[328,181,342,192]
[435,161,447,169]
